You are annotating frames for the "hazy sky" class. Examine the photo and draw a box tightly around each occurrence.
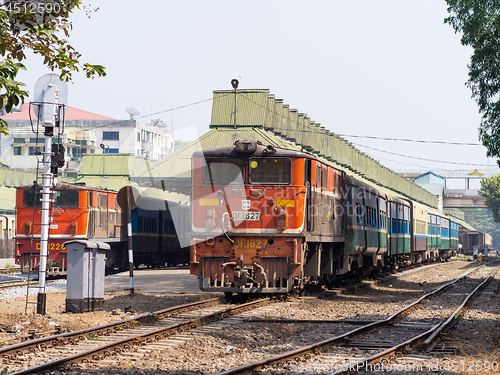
[15,0,499,172]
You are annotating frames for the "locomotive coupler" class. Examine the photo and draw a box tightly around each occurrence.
[234,269,248,287]
[221,262,268,288]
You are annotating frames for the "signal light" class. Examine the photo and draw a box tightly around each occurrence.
[51,143,65,168]
[70,222,77,235]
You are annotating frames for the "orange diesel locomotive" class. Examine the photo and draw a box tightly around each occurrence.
[190,140,344,294]
[15,183,126,275]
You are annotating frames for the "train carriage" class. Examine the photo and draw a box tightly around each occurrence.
[460,230,491,255]
[450,221,459,251]
[344,176,387,275]
[116,188,190,268]
[387,196,411,257]
[410,201,429,262]
[427,209,441,258]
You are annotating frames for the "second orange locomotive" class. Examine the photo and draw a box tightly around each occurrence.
[15,183,126,275]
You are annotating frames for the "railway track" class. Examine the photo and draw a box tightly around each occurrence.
[215,264,498,374]
[0,278,59,290]
[0,268,20,275]
[1,296,285,374]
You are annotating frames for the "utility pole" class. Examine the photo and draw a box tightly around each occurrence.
[32,74,68,315]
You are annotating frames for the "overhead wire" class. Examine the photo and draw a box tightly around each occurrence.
[237,93,497,167]
[352,142,494,167]
[336,133,483,146]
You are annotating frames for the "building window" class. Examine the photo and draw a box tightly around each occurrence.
[28,146,43,155]
[81,149,87,154]
[106,148,119,154]
[137,131,140,141]
[13,138,25,143]
[13,146,23,156]
[103,131,119,140]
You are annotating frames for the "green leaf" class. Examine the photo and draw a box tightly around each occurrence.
[0,1,106,133]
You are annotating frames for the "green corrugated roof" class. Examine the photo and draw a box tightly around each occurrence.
[211,90,270,127]
[72,175,132,191]
[0,186,16,212]
[132,128,301,181]
[79,154,152,177]
[203,89,440,207]
[0,166,74,188]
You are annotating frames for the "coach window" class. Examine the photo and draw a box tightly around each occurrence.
[202,158,245,185]
[249,158,291,184]
[356,204,363,225]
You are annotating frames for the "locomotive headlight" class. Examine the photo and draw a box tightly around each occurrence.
[205,208,217,229]
[235,140,257,154]
[70,222,77,236]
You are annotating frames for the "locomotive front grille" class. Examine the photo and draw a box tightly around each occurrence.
[200,256,230,289]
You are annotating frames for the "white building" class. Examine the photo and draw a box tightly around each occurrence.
[0,104,175,175]
[90,119,175,160]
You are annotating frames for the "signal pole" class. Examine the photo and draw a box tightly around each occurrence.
[33,75,68,315]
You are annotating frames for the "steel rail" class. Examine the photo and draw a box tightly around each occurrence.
[0,279,58,290]
[328,267,498,375]
[215,264,491,375]
[1,297,219,361]
[11,297,270,375]
[423,266,499,351]
[0,268,20,274]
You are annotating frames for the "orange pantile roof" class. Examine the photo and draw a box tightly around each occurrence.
[1,103,115,121]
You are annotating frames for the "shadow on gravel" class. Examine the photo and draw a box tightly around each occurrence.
[88,292,222,315]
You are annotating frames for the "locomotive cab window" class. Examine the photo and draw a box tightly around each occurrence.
[249,158,291,184]
[202,158,245,185]
[23,189,79,208]
[54,190,79,207]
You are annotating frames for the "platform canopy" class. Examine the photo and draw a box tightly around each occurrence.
[133,89,439,208]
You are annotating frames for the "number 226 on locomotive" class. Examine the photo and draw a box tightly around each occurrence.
[190,140,345,294]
